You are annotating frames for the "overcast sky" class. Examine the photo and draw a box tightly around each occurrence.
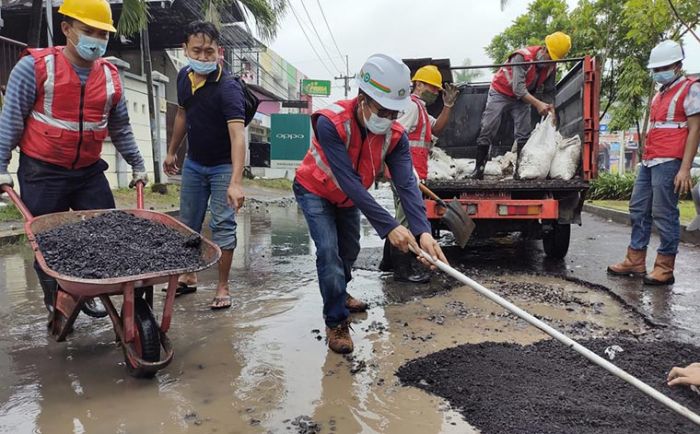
[266,0,700,109]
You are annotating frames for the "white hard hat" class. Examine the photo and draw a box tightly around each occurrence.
[647,40,684,69]
[356,54,411,111]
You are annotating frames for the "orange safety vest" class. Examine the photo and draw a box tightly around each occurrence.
[295,98,404,207]
[644,76,698,160]
[491,46,555,98]
[407,94,432,180]
[19,46,122,169]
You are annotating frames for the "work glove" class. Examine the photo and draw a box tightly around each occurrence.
[442,83,459,108]
[0,172,13,188]
[129,171,149,188]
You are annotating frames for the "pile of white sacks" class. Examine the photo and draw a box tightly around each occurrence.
[427,114,581,181]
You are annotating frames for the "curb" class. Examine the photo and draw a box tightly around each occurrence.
[583,203,700,245]
[0,209,181,247]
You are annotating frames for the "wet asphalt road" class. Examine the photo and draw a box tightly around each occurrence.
[0,187,699,433]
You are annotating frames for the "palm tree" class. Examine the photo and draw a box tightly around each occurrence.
[500,0,509,11]
[118,0,286,40]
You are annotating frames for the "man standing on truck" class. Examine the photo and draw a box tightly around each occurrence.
[0,0,148,318]
[380,65,459,283]
[608,40,700,286]
[470,31,571,179]
[294,54,448,354]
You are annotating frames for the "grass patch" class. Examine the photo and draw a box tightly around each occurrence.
[243,177,293,191]
[588,200,696,225]
[112,184,181,210]
[0,204,22,222]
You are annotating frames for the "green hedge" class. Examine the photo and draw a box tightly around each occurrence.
[588,172,636,200]
[588,172,699,201]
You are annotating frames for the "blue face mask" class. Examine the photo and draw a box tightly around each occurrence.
[188,58,218,75]
[653,70,676,85]
[71,33,108,62]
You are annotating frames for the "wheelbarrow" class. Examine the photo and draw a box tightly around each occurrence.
[1,183,221,378]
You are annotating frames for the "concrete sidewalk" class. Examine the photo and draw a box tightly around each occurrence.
[583,203,700,245]
[0,183,294,246]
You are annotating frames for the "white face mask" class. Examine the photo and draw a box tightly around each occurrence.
[362,100,393,134]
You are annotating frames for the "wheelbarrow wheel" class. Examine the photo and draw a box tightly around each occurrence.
[123,297,161,378]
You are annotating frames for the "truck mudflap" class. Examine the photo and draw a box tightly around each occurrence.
[425,198,559,220]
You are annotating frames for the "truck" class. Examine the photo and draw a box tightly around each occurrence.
[403,56,600,259]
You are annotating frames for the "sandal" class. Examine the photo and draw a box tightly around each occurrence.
[210,294,232,310]
[163,282,197,297]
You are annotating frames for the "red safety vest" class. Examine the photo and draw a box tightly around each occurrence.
[644,76,698,160]
[19,46,122,169]
[407,94,432,180]
[491,46,554,98]
[295,98,404,207]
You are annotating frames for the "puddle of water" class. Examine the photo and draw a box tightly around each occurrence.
[0,203,651,434]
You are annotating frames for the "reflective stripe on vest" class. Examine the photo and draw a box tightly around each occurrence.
[31,59,115,132]
[649,77,693,131]
[644,76,697,160]
[408,96,430,149]
[309,110,393,190]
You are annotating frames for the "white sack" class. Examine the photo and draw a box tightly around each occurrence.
[549,134,582,180]
[517,114,558,180]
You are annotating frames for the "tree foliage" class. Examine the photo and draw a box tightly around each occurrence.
[487,0,700,147]
[118,0,286,41]
[453,58,483,83]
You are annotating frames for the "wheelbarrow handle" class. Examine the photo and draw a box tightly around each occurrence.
[135,181,145,210]
[1,184,34,222]
[418,183,448,208]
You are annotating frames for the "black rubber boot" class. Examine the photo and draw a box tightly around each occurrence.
[469,146,490,180]
[513,140,528,180]
[391,245,431,284]
[378,239,393,272]
[81,297,108,318]
[34,261,57,313]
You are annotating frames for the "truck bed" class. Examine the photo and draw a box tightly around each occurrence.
[425,178,589,194]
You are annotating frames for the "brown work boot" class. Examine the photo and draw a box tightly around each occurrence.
[643,253,676,286]
[607,247,647,277]
[346,293,368,313]
[326,321,354,354]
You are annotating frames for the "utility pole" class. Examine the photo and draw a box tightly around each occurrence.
[141,24,161,184]
[334,55,355,98]
[45,0,53,47]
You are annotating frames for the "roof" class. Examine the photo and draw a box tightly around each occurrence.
[0,0,249,50]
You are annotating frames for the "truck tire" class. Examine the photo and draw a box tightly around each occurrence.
[543,223,570,259]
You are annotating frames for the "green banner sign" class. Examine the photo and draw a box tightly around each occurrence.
[270,114,311,169]
[302,79,331,96]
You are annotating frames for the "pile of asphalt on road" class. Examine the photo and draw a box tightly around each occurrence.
[36,211,204,279]
[397,338,700,434]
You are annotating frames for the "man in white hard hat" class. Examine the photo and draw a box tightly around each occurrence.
[379,64,459,284]
[608,39,700,285]
[294,54,448,354]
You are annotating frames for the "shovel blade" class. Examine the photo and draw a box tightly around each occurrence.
[442,200,475,249]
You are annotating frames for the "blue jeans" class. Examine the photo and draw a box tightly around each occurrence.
[294,180,361,327]
[629,160,681,255]
[180,158,237,250]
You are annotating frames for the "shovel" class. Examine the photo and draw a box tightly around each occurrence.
[410,246,700,427]
[419,183,474,248]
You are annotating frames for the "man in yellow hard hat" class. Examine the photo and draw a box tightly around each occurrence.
[0,0,147,317]
[471,31,571,179]
[379,64,458,283]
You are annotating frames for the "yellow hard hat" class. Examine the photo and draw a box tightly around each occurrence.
[58,0,116,33]
[545,31,572,60]
[412,65,443,90]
